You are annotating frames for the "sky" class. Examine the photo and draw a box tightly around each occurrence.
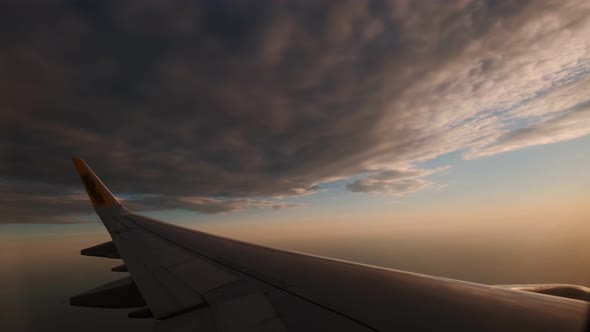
[1,1,590,331]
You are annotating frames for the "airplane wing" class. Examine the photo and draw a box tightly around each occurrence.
[70,158,589,332]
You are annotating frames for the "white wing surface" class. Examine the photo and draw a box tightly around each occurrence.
[70,158,589,332]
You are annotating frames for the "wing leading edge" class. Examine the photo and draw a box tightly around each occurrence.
[70,158,589,332]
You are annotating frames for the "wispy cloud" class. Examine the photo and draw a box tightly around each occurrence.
[176,197,302,214]
[118,194,302,216]
[346,167,449,195]
[466,101,590,158]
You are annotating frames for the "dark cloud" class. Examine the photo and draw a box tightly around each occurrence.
[2,0,589,222]
[0,178,94,223]
[0,183,302,223]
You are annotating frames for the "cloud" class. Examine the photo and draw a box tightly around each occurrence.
[346,167,449,195]
[346,178,434,196]
[121,194,303,215]
[1,1,590,222]
[0,191,303,224]
[175,197,302,214]
[0,178,94,223]
[465,101,590,158]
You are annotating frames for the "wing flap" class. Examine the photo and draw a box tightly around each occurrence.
[128,307,154,319]
[168,258,240,294]
[154,308,215,332]
[214,294,287,332]
[114,217,244,319]
[70,276,145,308]
[116,227,206,318]
[111,264,128,272]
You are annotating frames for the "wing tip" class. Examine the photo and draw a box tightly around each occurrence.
[72,157,122,209]
[71,157,87,172]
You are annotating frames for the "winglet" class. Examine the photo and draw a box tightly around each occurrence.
[72,157,123,210]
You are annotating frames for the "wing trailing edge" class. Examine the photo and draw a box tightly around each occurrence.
[70,276,145,308]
